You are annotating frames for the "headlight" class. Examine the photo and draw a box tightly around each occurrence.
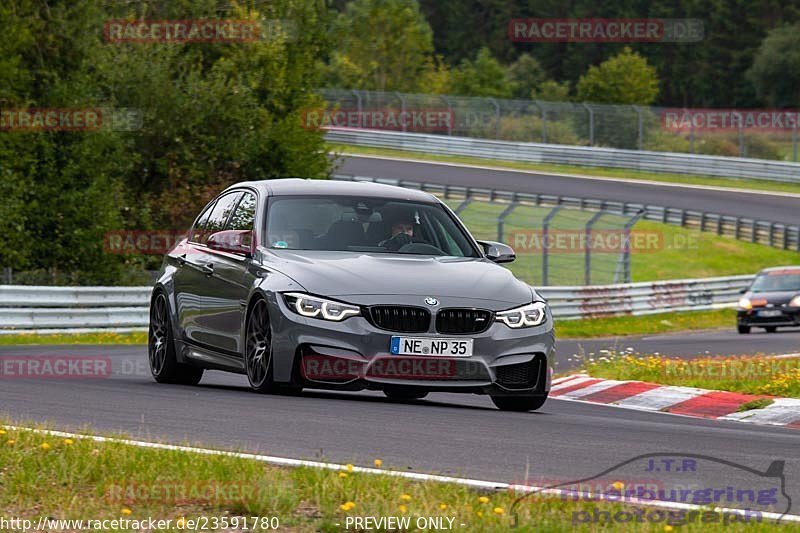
[790,295,800,308]
[283,293,360,321]
[738,297,752,310]
[496,301,548,328]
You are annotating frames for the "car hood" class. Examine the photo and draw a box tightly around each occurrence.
[745,290,799,306]
[262,250,534,306]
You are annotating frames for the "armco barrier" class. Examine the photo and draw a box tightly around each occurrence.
[0,276,753,332]
[326,127,800,183]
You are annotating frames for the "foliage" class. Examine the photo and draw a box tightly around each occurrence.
[0,0,330,283]
[447,47,514,98]
[531,81,571,102]
[507,53,547,99]
[322,0,435,92]
[747,23,800,108]
[576,47,659,105]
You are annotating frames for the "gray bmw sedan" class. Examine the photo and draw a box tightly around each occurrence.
[149,179,555,411]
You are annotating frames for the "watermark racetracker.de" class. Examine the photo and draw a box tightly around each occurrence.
[509,18,704,43]
[0,108,142,132]
[103,19,297,44]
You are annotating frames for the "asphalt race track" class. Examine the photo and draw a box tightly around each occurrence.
[557,328,800,371]
[1,344,799,496]
[337,155,800,225]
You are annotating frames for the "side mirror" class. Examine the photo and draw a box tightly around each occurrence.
[739,288,747,294]
[477,240,516,264]
[207,230,254,256]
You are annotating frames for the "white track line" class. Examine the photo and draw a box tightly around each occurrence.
[3,424,798,523]
[339,153,800,199]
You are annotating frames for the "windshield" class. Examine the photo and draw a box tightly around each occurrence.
[265,196,479,257]
[750,270,800,292]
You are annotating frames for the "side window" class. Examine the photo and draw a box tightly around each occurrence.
[190,201,215,244]
[199,192,241,244]
[227,192,257,231]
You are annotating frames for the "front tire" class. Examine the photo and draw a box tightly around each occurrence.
[148,292,204,385]
[765,326,777,333]
[245,298,278,393]
[737,325,751,334]
[491,394,548,412]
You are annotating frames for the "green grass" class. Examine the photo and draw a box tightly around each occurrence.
[0,423,788,531]
[556,309,734,339]
[330,143,800,196]
[0,331,147,345]
[444,198,800,286]
[577,352,800,398]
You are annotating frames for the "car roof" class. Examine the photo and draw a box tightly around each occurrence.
[224,178,438,203]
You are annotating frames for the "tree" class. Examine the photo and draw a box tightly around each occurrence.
[531,80,571,102]
[448,47,513,98]
[508,53,547,99]
[576,47,659,105]
[322,0,435,92]
[0,0,331,284]
[748,24,800,108]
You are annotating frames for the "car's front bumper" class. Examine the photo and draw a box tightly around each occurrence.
[268,294,555,395]
[737,307,800,328]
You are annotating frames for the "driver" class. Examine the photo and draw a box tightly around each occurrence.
[379,207,417,251]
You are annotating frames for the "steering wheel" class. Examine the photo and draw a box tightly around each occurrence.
[398,242,446,255]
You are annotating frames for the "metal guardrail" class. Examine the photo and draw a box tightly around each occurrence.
[539,275,753,319]
[0,277,751,332]
[333,174,800,251]
[326,127,800,183]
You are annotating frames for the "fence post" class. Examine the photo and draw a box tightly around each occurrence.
[534,100,547,143]
[395,91,407,133]
[584,211,605,286]
[454,196,473,215]
[794,120,798,162]
[738,124,745,157]
[2,267,11,284]
[352,90,362,128]
[621,210,645,283]
[496,201,519,242]
[633,105,643,150]
[488,97,501,139]
[542,206,562,286]
[582,103,594,146]
[441,95,453,136]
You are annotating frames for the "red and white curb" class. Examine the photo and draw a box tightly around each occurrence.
[551,375,800,429]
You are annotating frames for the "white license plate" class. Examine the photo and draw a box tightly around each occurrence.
[390,336,473,357]
[759,309,783,317]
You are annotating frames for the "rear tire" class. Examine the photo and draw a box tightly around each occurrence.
[383,388,428,401]
[737,325,751,334]
[148,292,204,385]
[245,298,278,393]
[491,394,548,412]
[765,326,777,333]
